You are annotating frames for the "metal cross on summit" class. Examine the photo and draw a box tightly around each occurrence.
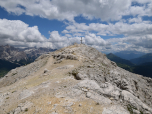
[80,37,83,44]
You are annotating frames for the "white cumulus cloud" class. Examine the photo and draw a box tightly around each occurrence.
[0,19,47,48]
[0,0,148,21]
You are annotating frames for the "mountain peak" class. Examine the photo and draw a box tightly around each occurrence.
[0,44,152,114]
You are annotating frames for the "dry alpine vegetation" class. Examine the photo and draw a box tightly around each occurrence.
[0,44,152,114]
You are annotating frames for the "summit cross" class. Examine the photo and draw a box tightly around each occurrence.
[80,37,83,44]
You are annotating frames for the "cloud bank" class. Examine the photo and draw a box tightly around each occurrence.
[0,0,152,53]
[0,0,151,21]
[0,19,110,50]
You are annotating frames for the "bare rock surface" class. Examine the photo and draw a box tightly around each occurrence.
[0,54,49,88]
[0,44,151,114]
[102,105,130,114]
[9,101,33,114]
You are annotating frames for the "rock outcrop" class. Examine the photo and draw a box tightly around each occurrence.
[0,44,151,114]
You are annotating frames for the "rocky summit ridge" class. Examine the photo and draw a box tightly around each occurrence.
[0,44,152,114]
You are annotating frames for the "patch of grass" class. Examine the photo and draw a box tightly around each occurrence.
[24,108,28,112]
[140,111,144,114]
[12,91,16,93]
[12,73,17,76]
[0,69,9,78]
[6,97,9,99]
[127,105,133,114]
[96,102,100,105]
[127,104,138,114]
[0,59,20,78]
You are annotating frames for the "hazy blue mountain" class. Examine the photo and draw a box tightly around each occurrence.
[132,62,152,78]
[130,53,152,65]
[107,53,134,66]
[0,59,20,78]
[106,53,134,71]
[140,62,152,66]
[114,51,145,60]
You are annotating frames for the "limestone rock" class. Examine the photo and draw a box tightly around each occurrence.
[57,65,74,69]
[0,44,152,114]
[10,101,33,114]
[54,59,62,64]
[102,105,130,114]
[44,68,48,73]
[121,90,152,113]
[53,54,78,61]
[18,90,34,100]
[0,56,47,87]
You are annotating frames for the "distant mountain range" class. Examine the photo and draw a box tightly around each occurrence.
[0,45,56,65]
[114,51,145,60]
[130,53,152,65]
[106,53,152,78]
[132,62,152,78]
[0,45,27,63]
[107,53,134,71]
[107,53,134,66]
[0,45,56,77]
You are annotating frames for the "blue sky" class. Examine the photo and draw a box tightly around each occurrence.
[0,7,65,38]
[0,0,152,53]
